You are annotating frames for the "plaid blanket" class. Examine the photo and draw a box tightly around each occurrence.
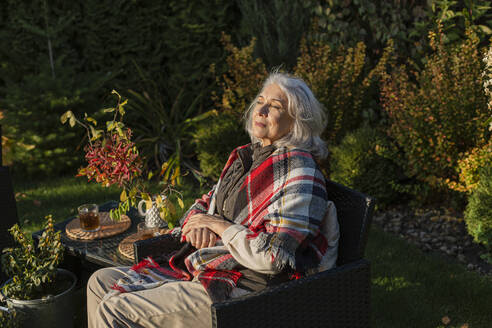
[110,144,329,302]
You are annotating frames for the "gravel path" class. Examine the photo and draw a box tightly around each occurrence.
[373,206,492,276]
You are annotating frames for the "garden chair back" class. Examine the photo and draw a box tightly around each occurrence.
[135,179,375,328]
[0,125,19,284]
[326,179,374,266]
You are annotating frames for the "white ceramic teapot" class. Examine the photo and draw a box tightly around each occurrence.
[137,195,167,228]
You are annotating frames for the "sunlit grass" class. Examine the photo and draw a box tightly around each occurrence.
[367,227,492,328]
[372,276,420,292]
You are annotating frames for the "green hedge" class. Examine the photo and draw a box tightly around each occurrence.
[193,113,250,179]
[0,0,239,92]
[329,125,404,208]
[1,65,107,176]
[0,0,241,177]
[236,0,311,69]
[308,0,492,64]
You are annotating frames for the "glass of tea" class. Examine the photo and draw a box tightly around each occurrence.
[78,204,101,232]
[137,222,158,240]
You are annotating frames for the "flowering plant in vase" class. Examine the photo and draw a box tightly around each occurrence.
[61,90,184,228]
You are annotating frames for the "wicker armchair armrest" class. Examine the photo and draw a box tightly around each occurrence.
[211,259,371,328]
[133,233,183,264]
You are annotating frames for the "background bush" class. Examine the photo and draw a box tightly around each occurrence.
[0,0,241,177]
[192,113,250,179]
[329,125,404,208]
[307,0,430,62]
[294,35,393,148]
[307,0,492,64]
[464,166,492,254]
[423,0,492,46]
[379,25,489,197]
[236,0,312,69]
[0,65,107,176]
[193,34,266,179]
[451,140,492,193]
[125,80,215,183]
[211,34,268,119]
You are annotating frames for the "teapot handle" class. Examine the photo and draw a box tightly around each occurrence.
[138,199,148,217]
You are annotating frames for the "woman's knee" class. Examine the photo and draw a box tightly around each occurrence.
[87,267,126,300]
[93,299,129,328]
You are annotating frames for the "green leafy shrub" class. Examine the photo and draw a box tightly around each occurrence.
[0,0,239,104]
[329,125,404,208]
[195,34,266,179]
[464,166,492,255]
[450,140,492,193]
[1,215,64,300]
[211,34,268,119]
[126,80,216,183]
[421,0,492,45]
[379,25,489,194]
[236,0,311,69]
[119,0,241,114]
[0,0,242,176]
[193,113,250,179]
[199,32,394,179]
[0,64,108,177]
[294,36,394,146]
[307,0,431,64]
[307,0,492,64]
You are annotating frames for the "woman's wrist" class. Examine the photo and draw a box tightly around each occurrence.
[213,220,233,236]
[181,213,233,237]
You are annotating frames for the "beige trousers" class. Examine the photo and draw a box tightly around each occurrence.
[86,267,213,328]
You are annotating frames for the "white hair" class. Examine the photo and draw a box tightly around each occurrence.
[244,72,328,159]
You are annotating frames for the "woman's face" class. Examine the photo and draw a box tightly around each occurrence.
[252,83,293,146]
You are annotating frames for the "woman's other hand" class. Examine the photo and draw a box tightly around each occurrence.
[182,214,232,237]
[184,227,217,249]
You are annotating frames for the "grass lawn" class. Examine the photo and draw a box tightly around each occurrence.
[9,176,492,328]
[368,227,492,327]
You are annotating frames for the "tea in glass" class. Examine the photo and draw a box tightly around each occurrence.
[137,222,158,240]
[78,204,101,232]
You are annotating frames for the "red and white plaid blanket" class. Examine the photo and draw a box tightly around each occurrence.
[110,144,329,302]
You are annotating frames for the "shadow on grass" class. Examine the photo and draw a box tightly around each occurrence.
[12,176,121,235]
[367,227,492,328]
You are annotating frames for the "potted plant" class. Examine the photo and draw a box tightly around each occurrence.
[0,215,77,328]
[61,90,186,229]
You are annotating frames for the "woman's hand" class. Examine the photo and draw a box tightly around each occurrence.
[182,214,233,237]
[184,227,217,249]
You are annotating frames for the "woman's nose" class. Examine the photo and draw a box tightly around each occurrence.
[258,104,269,116]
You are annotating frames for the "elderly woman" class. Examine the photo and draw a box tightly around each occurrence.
[87,72,339,328]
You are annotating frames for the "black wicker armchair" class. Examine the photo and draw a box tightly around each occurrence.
[134,180,375,328]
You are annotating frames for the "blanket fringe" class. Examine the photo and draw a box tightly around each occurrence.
[252,233,297,271]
